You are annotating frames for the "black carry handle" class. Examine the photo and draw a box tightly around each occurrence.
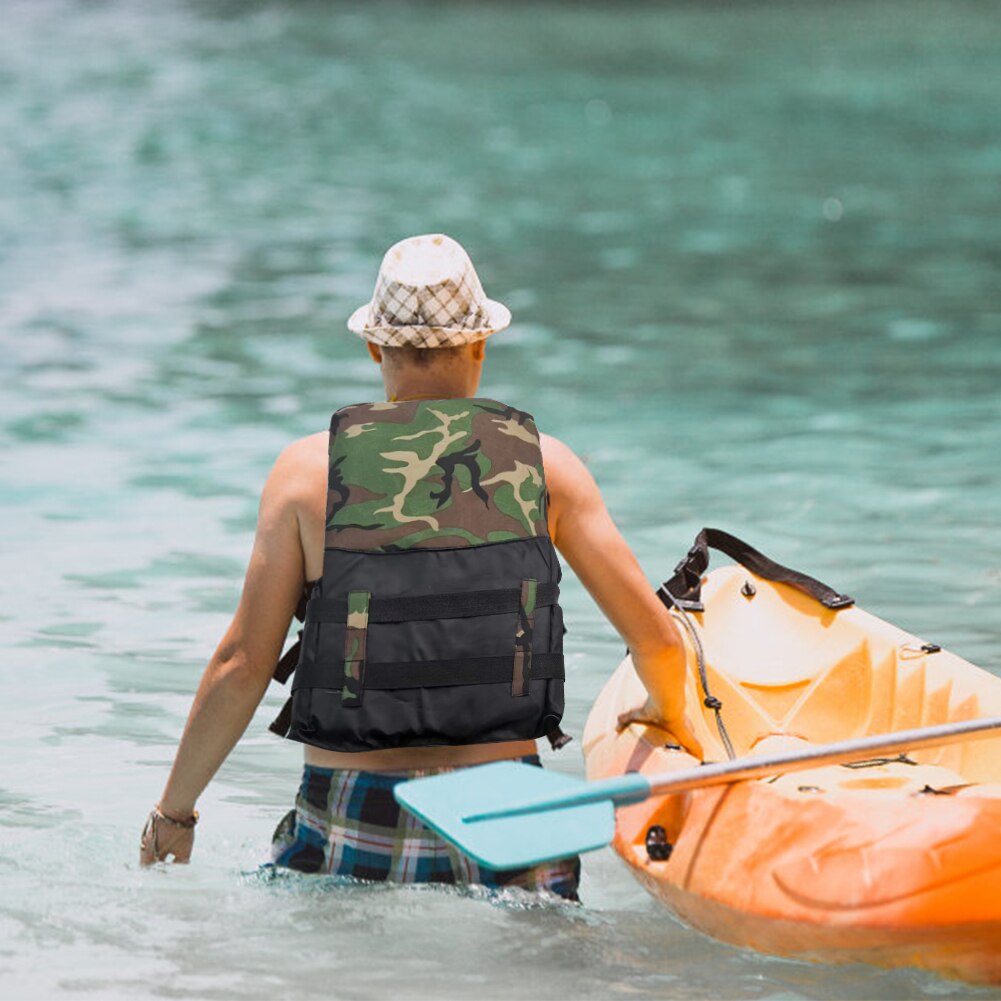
[658,528,854,613]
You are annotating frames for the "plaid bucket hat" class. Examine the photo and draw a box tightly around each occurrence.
[347,234,512,347]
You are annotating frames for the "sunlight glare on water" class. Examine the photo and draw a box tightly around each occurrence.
[1,1,999,998]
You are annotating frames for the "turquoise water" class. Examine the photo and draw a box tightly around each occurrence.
[2,1,1000,997]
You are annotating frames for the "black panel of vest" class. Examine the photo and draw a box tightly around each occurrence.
[284,535,564,752]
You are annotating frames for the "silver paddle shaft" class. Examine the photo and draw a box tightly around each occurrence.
[464,715,1001,824]
[644,713,1001,797]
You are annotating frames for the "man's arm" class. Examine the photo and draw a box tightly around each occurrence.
[141,444,308,862]
[541,434,700,754]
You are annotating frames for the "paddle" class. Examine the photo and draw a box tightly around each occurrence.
[394,714,1001,870]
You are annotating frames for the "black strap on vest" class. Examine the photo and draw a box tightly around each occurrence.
[268,697,295,737]
[272,581,317,686]
[658,528,854,613]
[546,725,573,751]
[274,584,560,687]
[303,583,560,626]
[266,654,565,738]
[268,582,564,734]
[363,653,564,690]
[274,635,302,685]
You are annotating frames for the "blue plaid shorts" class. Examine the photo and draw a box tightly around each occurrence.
[270,755,581,901]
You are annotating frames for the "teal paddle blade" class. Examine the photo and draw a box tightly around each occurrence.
[394,761,616,870]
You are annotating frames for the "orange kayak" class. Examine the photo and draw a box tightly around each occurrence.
[582,534,1001,985]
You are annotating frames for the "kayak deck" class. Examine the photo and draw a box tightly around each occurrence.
[583,564,1001,984]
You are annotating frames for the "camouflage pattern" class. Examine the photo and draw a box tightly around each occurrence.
[325,398,549,551]
[342,590,370,706]
[511,578,538,697]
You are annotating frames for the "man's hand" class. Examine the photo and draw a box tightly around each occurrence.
[139,806,197,865]
[663,713,703,759]
[629,646,703,759]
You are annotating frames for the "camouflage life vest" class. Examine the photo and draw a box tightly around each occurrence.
[269,397,568,752]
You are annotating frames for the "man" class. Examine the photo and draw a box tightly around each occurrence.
[140,234,696,898]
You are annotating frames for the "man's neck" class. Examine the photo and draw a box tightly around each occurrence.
[384,382,474,398]
[387,389,473,402]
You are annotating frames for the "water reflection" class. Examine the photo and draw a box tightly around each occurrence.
[1,1,999,997]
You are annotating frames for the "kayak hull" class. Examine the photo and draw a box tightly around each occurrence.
[583,564,1001,984]
[635,861,1001,985]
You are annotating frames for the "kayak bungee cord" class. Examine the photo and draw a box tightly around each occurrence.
[665,594,736,761]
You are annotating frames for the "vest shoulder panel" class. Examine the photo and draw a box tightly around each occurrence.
[326,397,549,551]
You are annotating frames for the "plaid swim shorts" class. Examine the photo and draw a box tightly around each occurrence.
[270,755,581,901]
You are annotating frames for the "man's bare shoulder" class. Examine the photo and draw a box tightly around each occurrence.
[539,432,601,512]
[539,431,582,469]
[279,430,327,464]
[263,431,327,506]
